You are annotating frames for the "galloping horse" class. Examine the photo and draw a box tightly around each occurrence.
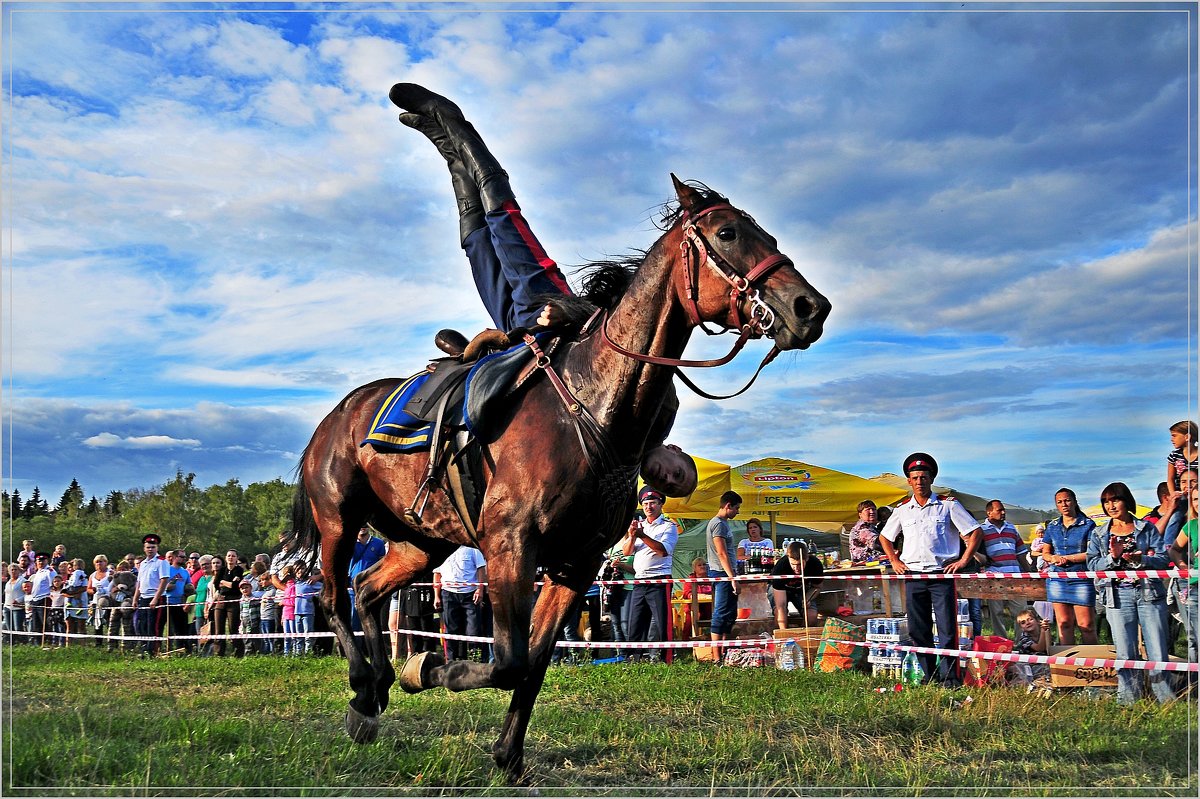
[290,175,830,779]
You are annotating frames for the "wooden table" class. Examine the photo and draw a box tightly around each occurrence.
[822,563,900,616]
[955,575,1047,602]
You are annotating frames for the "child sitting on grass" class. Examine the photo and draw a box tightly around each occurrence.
[1010,607,1052,686]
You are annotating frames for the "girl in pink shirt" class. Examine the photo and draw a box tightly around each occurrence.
[278,565,297,656]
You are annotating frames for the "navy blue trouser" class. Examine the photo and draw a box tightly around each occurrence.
[441,589,482,661]
[462,201,572,331]
[136,598,165,655]
[905,577,961,686]
[626,581,670,657]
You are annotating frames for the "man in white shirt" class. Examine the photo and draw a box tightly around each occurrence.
[622,486,679,663]
[433,547,487,661]
[880,452,982,687]
[132,533,171,656]
[26,553,55,646]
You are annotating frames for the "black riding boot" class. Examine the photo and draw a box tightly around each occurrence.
[398,112,486,246]
[390,83,516,213]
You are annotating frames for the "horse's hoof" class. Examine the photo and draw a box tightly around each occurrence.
[345,706,380,744]
[494,750,526,784]
[400,651,445,693]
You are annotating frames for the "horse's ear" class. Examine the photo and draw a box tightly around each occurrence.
[671,173,703,214]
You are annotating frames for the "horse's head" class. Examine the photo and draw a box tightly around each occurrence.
[669,175,830,352]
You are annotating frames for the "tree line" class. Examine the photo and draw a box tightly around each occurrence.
[2,470,295,565]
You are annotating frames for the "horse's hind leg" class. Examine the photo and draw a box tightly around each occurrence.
[307,502,382,741]
[353,541,441,715]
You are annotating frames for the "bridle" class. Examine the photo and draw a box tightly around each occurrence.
[679,203,791,338]
[598,201,791,398]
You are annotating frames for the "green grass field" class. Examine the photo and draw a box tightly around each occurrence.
[3,646,1195,796]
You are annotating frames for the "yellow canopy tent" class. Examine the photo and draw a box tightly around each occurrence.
[661,456,908,577]
[665,457,908,528]
[1082,503,1155,523]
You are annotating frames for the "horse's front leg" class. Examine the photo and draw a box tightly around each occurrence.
[417,544,536,694]
[492,578,588,782]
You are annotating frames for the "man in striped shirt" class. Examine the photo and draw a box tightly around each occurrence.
[979,500,1031,640]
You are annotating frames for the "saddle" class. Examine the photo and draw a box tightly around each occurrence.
[362,327,564,538]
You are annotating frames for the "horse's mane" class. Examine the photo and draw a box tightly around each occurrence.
[540,180,730,329]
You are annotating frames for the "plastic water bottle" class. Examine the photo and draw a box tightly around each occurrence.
[778,639,797,671]
[901,651,924,687]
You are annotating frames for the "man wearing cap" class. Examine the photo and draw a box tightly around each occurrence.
[879,453,982,687]
[132,534,172,656]
[622,486,680,662]
[27,553,56,646]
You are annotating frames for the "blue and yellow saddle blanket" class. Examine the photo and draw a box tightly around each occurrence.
[360,373,435,452]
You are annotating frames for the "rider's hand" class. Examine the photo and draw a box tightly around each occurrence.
[536,304,561,328]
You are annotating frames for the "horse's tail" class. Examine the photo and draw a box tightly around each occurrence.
[288,462,319,563]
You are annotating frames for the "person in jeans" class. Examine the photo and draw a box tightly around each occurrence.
[293,564,323,655]
[4,563,27,643]
[434,547,487,662]
[1088,481,1174,705]
[706,491,744,660]
[621,486,679,663]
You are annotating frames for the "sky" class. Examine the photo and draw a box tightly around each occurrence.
[1,1,1196,515]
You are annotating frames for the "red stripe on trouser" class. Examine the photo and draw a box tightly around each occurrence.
[498,200,573,296]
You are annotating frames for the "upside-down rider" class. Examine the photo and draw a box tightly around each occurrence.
[389,82,697,498]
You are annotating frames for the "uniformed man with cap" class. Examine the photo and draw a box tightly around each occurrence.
[132,533,171,655]
[879,453,982,687]
[622,485,679,662]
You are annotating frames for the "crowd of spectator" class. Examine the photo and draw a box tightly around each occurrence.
[3,421,1196,704]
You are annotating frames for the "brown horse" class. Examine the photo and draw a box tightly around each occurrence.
[290,175,830,780]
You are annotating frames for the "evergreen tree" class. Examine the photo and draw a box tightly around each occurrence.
[9,489,22,518]
[103,491,123,518]
[23,487,47,519]
[86,496,101,515]
[56,478,85,517]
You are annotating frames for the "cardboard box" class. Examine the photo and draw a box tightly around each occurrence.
[1049,644,1119,688]
[773,626,823,668]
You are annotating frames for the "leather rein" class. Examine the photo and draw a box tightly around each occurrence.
[598,202,790,399]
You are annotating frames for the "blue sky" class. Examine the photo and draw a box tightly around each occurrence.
[2,1,1196,513]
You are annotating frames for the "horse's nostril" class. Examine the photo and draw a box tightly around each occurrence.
[793,296,814,321]
[794,293,831,325]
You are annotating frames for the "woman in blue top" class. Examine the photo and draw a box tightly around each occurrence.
[1086,482,1174,705]
[1042,487,1098,645]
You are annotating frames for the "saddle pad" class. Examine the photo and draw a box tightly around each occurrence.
[360,373,435,452]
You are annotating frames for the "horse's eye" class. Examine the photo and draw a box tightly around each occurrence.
[717,226,737,242]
